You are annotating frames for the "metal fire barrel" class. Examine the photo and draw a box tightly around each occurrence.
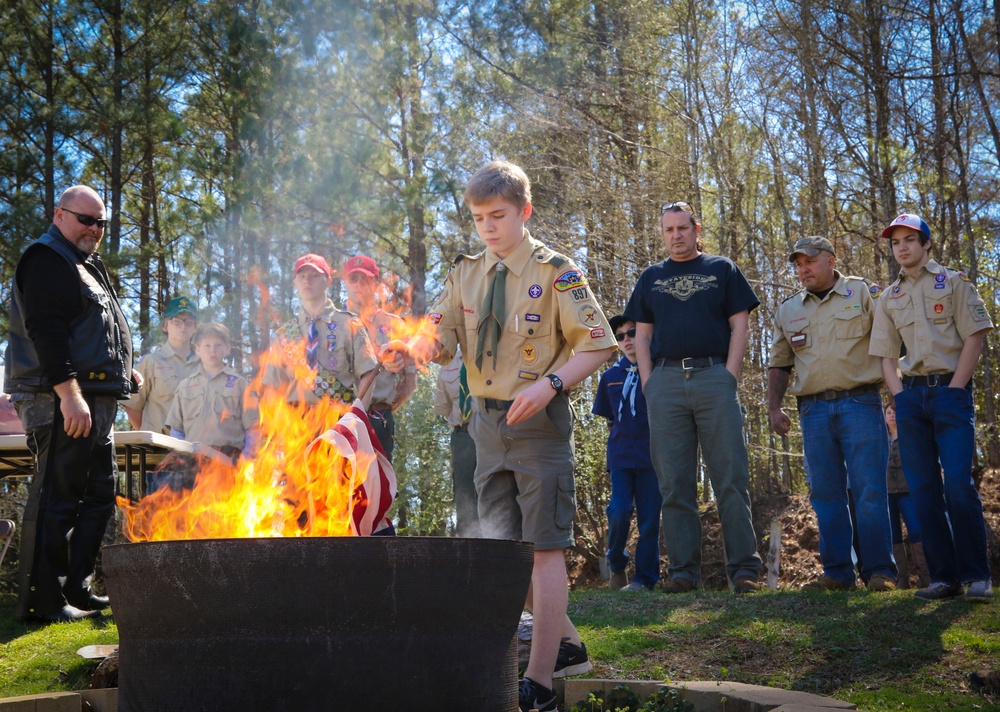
[103,537,534,711]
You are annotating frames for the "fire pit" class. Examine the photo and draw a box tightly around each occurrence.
[104,536,533,711]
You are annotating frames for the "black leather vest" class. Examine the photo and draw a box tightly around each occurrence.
[5,228,133,397]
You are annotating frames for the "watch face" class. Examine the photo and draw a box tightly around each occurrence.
[548,374,563,391]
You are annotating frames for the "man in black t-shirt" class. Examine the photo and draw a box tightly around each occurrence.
[625,201,763,594]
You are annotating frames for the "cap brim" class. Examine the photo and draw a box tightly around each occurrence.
[346,268,378,278]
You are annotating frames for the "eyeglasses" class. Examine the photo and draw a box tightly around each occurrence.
[61,207,110,229]
[615,328,636,341]
[661,201,693,213]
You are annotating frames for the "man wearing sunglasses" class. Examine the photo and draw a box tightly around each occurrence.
[624,201,762,594]
[5,185,138,622]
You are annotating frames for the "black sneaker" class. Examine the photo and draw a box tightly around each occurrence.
[519,676,557,712]
[553,637,592,678]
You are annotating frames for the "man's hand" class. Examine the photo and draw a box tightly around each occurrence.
[769,407,791,437]
[60,390,92,438]
[506,379,557,426]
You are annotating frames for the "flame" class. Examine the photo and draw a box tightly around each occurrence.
[117,298,441,542]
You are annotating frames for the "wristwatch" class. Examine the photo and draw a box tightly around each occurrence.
[546,373,564,394]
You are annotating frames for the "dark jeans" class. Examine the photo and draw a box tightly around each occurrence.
[451,425,480,538]
[14,392,118,619]
[888,492,922,545]
[606,467,662,587]
[368,406,395,464]
[895,384,991,584]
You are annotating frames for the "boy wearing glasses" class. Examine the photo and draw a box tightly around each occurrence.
[592,315,661,592]
[625,200,762,594]
[124,296,201,434]
[343,255,417,463]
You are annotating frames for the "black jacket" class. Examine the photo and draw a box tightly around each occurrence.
[5,226,134,397]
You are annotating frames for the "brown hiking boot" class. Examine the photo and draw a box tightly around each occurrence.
[802,576,855,592]
[867,574,896,592]
[733,576,761,594]
[663,576,695,594]
[609,570,628,590]
[968,670,1000,695]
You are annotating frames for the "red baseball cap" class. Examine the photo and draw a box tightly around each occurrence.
[343,255,379,279]
[294,253,332,278]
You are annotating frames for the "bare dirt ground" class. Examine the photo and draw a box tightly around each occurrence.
[569,467,1000,590]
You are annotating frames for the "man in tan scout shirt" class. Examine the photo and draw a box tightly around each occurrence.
[124,296,200,433]
[395,161,615,712]
[869,213,994,603]
[343,255,417,463]
[768,236,896,592]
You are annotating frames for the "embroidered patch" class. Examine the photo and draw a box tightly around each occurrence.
[590,327,606,338]
[790,332,807,350]
[843,289,853,298]
[570,286,590,302]
[934,303,944,314]
[935,273,947,283]
[428,313,443,324]
[893,286,900,294]
[869,284,883,298]
[933,318,947,324]
[462,307,475,315]
[518,370,539,380]
[379,324,389,335]
[934,283,945,289]
[578,305,600,326]
[327,322,338,332]
[525,313,541,322]
[553,270,587,292]
[521,344,538,365]
[528,284,543,298]
[225,375,238,387]
[959,272,972,282]
[972,304,989,320]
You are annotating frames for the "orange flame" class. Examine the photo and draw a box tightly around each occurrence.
[116,298,441,542]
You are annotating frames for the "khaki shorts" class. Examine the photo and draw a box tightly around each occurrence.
[470,392,576,550]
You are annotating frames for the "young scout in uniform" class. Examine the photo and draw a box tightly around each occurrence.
[166,323,258,459]
[123,296,200,433]
[433,347,480,537]
[343,254,418,462]
[397,161,616,712]
[264,253,379,411]
[768,236,896,592]
[869,213,994,602]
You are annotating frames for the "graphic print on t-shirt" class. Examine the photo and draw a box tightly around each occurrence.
[652,274,719,301]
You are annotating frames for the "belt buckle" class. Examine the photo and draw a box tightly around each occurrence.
[927,374,941,387]
[681,357,696,371]
[821,390,838,401]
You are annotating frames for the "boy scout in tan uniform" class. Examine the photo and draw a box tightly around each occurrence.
[768,236,895,592]
[343,255,417,462]
[262,254,378,409]
[166,323,258,457]
[869,213,994,602]
[124,296,200,433]
[411,161,616,712]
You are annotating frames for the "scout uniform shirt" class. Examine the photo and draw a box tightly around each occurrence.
[869,259,994,375]
[166,366,257,450]
[125,343,200,433]
[769,272,883,395]
[428,232,618,399]
[362,309,418,408]
[433,350,469,428]
[266,300,379,405]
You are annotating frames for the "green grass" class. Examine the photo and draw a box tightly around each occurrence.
[1,588,997,710]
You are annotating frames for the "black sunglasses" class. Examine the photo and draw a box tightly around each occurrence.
[615,328,636,341]
[61,207,110,229]
[661,200,693,213]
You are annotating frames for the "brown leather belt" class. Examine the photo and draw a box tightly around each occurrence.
[797,383,879,404]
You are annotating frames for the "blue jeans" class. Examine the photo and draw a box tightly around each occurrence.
[894,384,991,584]
[606,467,662,587]
[645,364,762,583]
[888,493,922,545]
[799,390,894,584]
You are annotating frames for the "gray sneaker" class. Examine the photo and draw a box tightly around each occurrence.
[914,581,963,600]
[964,580,994,602]
[621,581,654,592]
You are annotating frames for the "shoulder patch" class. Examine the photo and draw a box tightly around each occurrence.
[868,284,883,298]
[958,271,972,283]
[553,269,587,292]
